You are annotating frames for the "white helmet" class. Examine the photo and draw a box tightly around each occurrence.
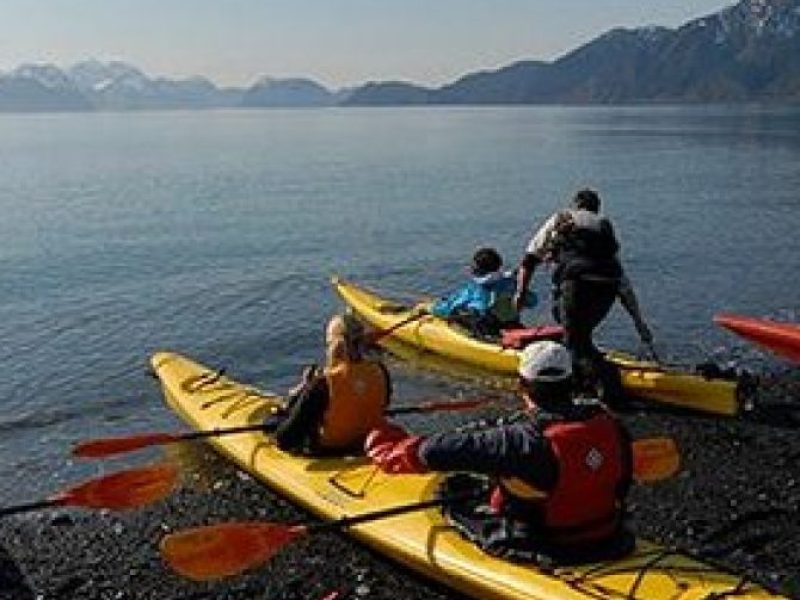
[518,341,572,382]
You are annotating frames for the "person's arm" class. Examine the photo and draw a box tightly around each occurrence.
[514,254,539,312]
[419,422,558,489]
[514,212,563,311]
[275,377,328,451]
[618,275,653,344]
[430,282,473,318]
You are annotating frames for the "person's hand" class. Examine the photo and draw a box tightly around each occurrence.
[365,422,409,460]
[513,291,527,313]
[375,436,427,474]
[365,424,427,474]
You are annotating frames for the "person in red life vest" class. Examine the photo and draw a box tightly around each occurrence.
[366,340,632,548]
[272,313,392,454]
[513,189,653,397]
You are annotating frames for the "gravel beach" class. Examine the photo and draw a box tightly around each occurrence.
[1,371,799,600]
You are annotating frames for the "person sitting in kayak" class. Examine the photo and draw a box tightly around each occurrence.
[271,313,392,455]
[365,340,632,554]
[430,247,535,337]
[513,188,653,394]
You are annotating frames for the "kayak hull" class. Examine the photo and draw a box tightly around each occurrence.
[715,313,800,365]
[333,277,741,416]
[152,351,780,600]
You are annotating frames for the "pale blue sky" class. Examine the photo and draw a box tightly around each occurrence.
[0,0,734,88]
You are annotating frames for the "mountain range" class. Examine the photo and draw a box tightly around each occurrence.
[1,0,798,112]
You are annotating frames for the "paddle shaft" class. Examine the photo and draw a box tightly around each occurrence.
[0,498,61,518]
[73,397,495,458]
[304,491,480,534]
[178,424,267,442]
[171,401,485,440]
[370,310,429,343]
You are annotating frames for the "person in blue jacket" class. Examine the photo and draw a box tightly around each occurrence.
[431,247,536,338]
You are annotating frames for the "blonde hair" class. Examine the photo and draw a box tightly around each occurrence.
[325,313,365,366]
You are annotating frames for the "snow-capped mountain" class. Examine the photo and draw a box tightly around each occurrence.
[12,63,77,90]
[68,60,241,109]
[0,60,245,111]
[68,60,151,94]
[0,63,92,111]
[348,0,800,104]
[1,0,798,111]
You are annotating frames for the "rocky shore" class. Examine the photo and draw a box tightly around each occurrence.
[1,371,799,600]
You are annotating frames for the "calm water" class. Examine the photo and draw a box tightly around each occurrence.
[0,106,798,504]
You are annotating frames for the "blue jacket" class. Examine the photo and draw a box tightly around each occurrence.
[431,271,536,323]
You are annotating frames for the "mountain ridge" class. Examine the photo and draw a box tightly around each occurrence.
[1,0,798,111]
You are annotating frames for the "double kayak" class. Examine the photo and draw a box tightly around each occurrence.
[152,351,781,600]
[715,313,800,365]
[333,277,744,416]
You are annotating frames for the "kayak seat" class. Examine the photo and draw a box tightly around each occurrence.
[501,325,565,349]
[439,474,635,567]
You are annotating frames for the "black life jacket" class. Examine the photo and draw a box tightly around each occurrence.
[551,210,622,283]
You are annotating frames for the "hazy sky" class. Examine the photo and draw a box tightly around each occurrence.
[0,0,734,88]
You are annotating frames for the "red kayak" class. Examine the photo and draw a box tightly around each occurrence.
[714,313,800,364]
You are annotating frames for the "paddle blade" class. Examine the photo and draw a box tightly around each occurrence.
[58,463,179,510]
[632,437,680,483]
[161,522,306,581]
[73,432,180,458]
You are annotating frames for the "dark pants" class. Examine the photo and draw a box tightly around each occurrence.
[554,278,623,401]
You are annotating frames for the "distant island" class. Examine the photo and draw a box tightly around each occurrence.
[1,0,798,112]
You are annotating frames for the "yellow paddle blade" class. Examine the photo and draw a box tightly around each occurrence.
[632,437,680,483]
[160,522,306,581]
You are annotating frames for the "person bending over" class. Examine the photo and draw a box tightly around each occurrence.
[513,188,653,391]
[366,341,632,550]
[273,313,391,454]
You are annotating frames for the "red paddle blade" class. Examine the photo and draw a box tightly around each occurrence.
[161,522,306,581]
[632,437,680,483]
[73,432,180,459]
[58,463,179,510]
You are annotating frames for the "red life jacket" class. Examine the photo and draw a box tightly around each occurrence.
[497,413,627,544]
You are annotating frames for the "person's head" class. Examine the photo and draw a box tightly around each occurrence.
[325,312,366,365]
[471,247,503,277]
[517,341,574,411]
[572,188,601,213]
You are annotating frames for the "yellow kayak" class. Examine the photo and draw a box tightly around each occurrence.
[332,277,743,416]
[152,351,780,600]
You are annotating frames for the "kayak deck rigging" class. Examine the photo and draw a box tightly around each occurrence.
[151,351,783,600]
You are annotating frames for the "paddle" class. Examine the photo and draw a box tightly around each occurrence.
[366,309,430,344]
[160,435,679,581]
[631,437,679,483]
[72,397,496,459]
[0,463,178,518]
[160,491,478,581]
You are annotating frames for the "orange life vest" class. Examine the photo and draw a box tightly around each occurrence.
[498,413,626,543]
[319,361,388,449]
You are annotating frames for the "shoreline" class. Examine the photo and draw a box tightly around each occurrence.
[1,373,799,600]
